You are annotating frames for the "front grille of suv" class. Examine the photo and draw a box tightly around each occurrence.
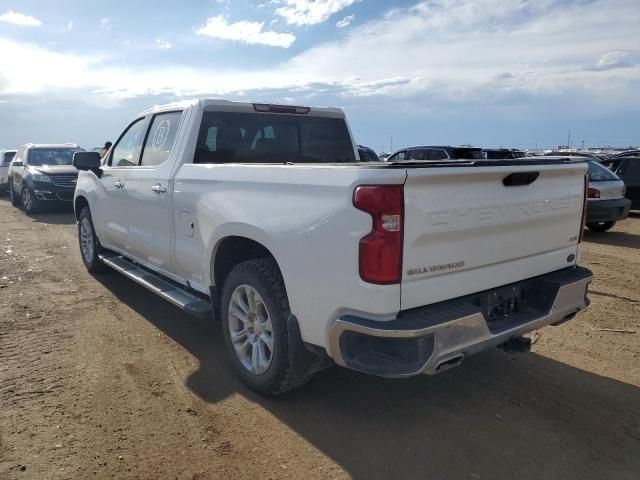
[50,175,77,188]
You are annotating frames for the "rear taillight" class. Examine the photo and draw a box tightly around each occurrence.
[587,188,600,198]
[579,175,588,242]
[353,185,404,284]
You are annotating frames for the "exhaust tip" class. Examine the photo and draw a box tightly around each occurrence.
[435,354,465,372]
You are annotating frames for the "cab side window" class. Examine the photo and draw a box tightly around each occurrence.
[429,149,448,160]
[140,111,183,167]
[388,150,406,162]
[407,149,426,160]
[110,118,148,167]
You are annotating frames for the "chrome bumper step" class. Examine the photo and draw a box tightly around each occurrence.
[99,253,211,319]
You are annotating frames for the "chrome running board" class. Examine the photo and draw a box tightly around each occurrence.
[99,253,211,319]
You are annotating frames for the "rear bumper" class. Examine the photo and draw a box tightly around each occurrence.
[586,198,631,223]
[328,266,592,378]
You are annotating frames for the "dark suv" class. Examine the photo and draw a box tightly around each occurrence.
[9,143,83,213]
[386,145,484,161]
[483,148,526,159]
[601,155,640,210]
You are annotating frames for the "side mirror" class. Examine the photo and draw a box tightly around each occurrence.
[11,160,23,167]
[73,151,101,171]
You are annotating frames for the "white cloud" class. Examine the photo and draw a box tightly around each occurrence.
[0,0,638,113]
[336,14,354,28]
[595,50,633,70]
[65,21,73,31]
[196,15,295,48]
[156,38,173,49]
[0,10,41,26]
[276,0,358,26]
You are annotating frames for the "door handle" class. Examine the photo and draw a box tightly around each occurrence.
[151,183,167,193]
[114,180,124,188]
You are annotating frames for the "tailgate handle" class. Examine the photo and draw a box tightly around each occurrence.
[503,171,539,187]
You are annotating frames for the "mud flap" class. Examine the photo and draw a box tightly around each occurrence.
[287,314,333,377]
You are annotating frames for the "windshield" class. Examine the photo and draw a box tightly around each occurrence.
[28,148,82,166]
[194,112,356,164]
[1,151,15,166]
[588,160,619,181]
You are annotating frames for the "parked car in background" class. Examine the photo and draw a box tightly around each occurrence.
[584,160,631,232]
[483,148,526,160]
[609,150,640,159]
[386,145,484,161]
[601,155,640,211]
[543,151,606,161]
[73,98,592,395]
[9,143,83,213]
[357,145,381,162]
[0,149,17,194]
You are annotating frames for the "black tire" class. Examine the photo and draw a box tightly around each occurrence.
[21,187,39,213]
[220,258,310,395]
[9,184,19,207]
[78,207,107,273]
[586,221,615,232]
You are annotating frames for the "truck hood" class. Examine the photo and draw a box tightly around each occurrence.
[32,164,78,175]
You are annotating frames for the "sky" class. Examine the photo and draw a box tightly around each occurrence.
[0,0,639,152]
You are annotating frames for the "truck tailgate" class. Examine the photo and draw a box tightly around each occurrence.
[401,162,587,310]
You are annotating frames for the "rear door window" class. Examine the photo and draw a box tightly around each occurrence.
[620,159,640,177]
[140,111,183,167]
[194,112,355,164]
[452,149,484,160]
[428,149,448,160]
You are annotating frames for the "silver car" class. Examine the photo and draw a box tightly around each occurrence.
[0,149,17,194]
[585,160,631,232]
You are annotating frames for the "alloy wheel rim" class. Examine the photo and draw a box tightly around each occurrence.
[23,190,31,210]
[80,218,94,262]
[227,284,274,375]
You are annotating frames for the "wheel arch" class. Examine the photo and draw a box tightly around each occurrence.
[211,235,281,293]
[74,195,90,221]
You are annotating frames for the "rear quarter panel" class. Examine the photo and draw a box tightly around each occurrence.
[172,164,407,349]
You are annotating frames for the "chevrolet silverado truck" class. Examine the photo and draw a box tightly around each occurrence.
[73,99,593,395]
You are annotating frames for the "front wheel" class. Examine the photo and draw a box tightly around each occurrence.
[586,221,615,232]
[221,258,310,395]
[21,188,39,213]
[78,207,107,273]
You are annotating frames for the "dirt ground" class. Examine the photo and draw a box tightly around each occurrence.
[0,196,639,480]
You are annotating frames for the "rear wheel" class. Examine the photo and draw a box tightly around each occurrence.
[586,221,615,232]
[21,188,38,213]
[78,207,107,273]
[221,258,310,395]
[9,184,19,207]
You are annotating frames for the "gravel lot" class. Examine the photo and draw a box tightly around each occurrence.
[1,196,639,480]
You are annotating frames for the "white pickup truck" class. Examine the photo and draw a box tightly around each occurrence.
[73,99,592,395]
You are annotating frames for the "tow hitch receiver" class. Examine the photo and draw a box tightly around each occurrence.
[499,336,532,353]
